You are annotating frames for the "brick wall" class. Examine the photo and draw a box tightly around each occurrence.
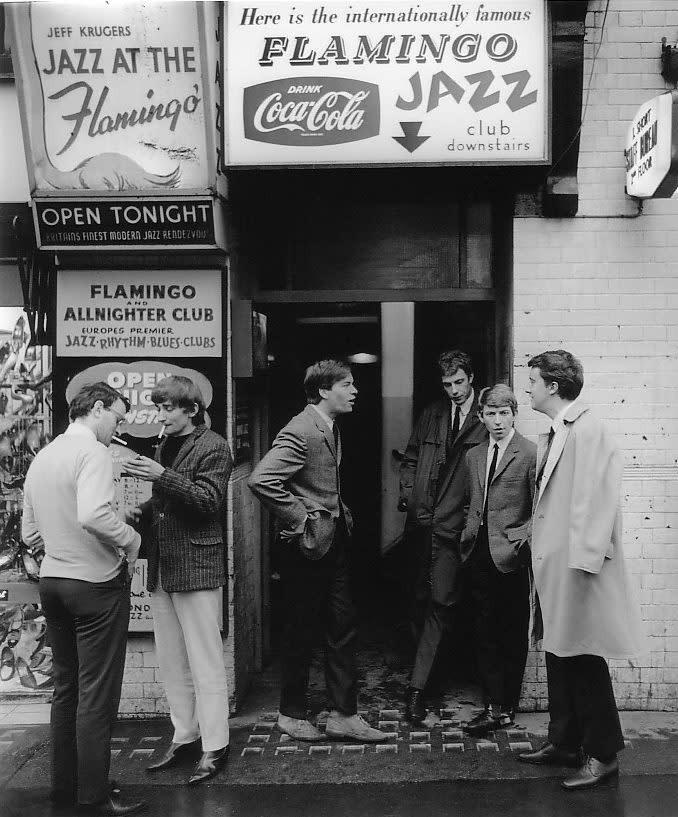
[514,1,678,710]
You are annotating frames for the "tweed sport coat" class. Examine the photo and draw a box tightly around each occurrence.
[143,425,233,594]
[248,404,353,560]
[460,431,537,573]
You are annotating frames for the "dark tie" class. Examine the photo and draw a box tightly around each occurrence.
[333,423,340,453]
[535,427,555,491]
[447,405,461,455]
[482,443,499,525]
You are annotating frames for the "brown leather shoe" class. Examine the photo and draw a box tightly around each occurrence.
[561,756,619,790]
[146,740,200,772]
[187,746,229,785]
[518,741,583,767]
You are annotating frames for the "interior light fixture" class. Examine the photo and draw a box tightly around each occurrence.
[347,353,379,364]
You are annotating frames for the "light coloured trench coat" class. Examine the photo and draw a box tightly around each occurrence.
[531,402,644,659]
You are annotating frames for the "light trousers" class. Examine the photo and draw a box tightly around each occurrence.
[151,578,229,751]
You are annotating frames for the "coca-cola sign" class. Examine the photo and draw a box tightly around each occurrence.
[243,77,379,146]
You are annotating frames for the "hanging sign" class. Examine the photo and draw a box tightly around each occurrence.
[56,269,222,357]
[33,196,217,250]
[625,91,678,198]
[6,2,216,194]
[225,0,549,166]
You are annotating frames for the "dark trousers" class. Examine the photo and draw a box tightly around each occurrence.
[39,570,130,805]
[469,526,530,710]
[279,526,357,719]
[546,652,625,760]
[410,528,457,691]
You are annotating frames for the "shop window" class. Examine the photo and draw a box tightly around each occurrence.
[0,307,53,694]
[0,7,13,80]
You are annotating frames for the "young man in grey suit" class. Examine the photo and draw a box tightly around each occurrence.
[125,376,232,785]
[249,360,385,743]
[460,384,536,737]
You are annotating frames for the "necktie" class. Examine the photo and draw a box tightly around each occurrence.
[447,405,461,455]
[482,443,499,525]
[333,423,340,453]
[535,427,555,491]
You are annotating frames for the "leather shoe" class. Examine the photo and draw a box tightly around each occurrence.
[79,792,146,815]
[187,746,229,785]
[277,714,323,741]
[463,708,500,737]
[561,756,619,790]
[404,687,426,725]
[518,741,583,767]
[146,740,200,772]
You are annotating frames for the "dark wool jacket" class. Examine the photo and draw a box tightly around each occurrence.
[399,396,488,541]
[142,425,233,594]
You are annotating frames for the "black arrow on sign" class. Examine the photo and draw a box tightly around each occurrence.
[393,121,430,153]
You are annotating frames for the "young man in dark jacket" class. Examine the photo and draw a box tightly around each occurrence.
[399,350,487,723]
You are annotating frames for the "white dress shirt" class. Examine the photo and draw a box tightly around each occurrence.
[453,389,475,430]
[483,428,515,507]
[538,400,577,500]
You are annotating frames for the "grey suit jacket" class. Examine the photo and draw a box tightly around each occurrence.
[460,430,537,573]
[248,404,353,560]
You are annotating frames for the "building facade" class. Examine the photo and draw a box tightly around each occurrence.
[1,0,677,714]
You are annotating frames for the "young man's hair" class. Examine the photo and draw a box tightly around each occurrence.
[304,359,352,404]
[69,381,129,421]
[151,375,205,424]
[527,350,584,401]
[438,349,473,379]
[478,383,518,415]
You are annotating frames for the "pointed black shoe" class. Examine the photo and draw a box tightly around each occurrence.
[147,740,200,772]
[79,791,146,815]
[463,707,500,737]
[187,746,229,785]
[404,687,427,725]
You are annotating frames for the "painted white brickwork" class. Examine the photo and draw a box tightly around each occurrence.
[514,0,678,710]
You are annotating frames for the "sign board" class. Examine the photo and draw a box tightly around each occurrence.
[33,196,217,250]
[225,0,549,166]
[110,444,154,631]
[625,91,678,199]
[56,269,222,358]
[65,360,214,437]
[7,2,216,194]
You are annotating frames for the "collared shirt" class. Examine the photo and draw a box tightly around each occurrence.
[538,400,577,499]
[22,423,141,583]
[483,428,515,506]
[453,389,475,431]
[311,403,334,430]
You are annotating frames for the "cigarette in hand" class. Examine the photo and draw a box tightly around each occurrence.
[112,436,128,446]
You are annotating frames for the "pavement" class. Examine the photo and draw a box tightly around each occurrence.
[2,649,678,815]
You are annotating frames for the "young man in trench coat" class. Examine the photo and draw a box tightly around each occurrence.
[518,350,644,790]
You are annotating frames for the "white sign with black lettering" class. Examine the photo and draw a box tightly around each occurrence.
[56,269,222,357]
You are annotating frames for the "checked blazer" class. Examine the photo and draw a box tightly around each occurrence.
[142,424,233,594]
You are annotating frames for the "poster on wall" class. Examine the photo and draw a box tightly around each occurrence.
[64,360,214,439]
[110,444,153,632]
[0,308,53,694]
[225,0,549,166]
[7,1,216,194]
[56,270,222,358]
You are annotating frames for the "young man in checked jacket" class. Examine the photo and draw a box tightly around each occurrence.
[125,376,232,786]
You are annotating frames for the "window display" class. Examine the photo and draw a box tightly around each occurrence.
[0,308,53,693]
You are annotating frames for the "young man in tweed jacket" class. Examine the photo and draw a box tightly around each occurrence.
[125,376,232,785]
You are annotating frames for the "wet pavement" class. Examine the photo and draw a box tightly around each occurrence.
[2,777,678,817]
